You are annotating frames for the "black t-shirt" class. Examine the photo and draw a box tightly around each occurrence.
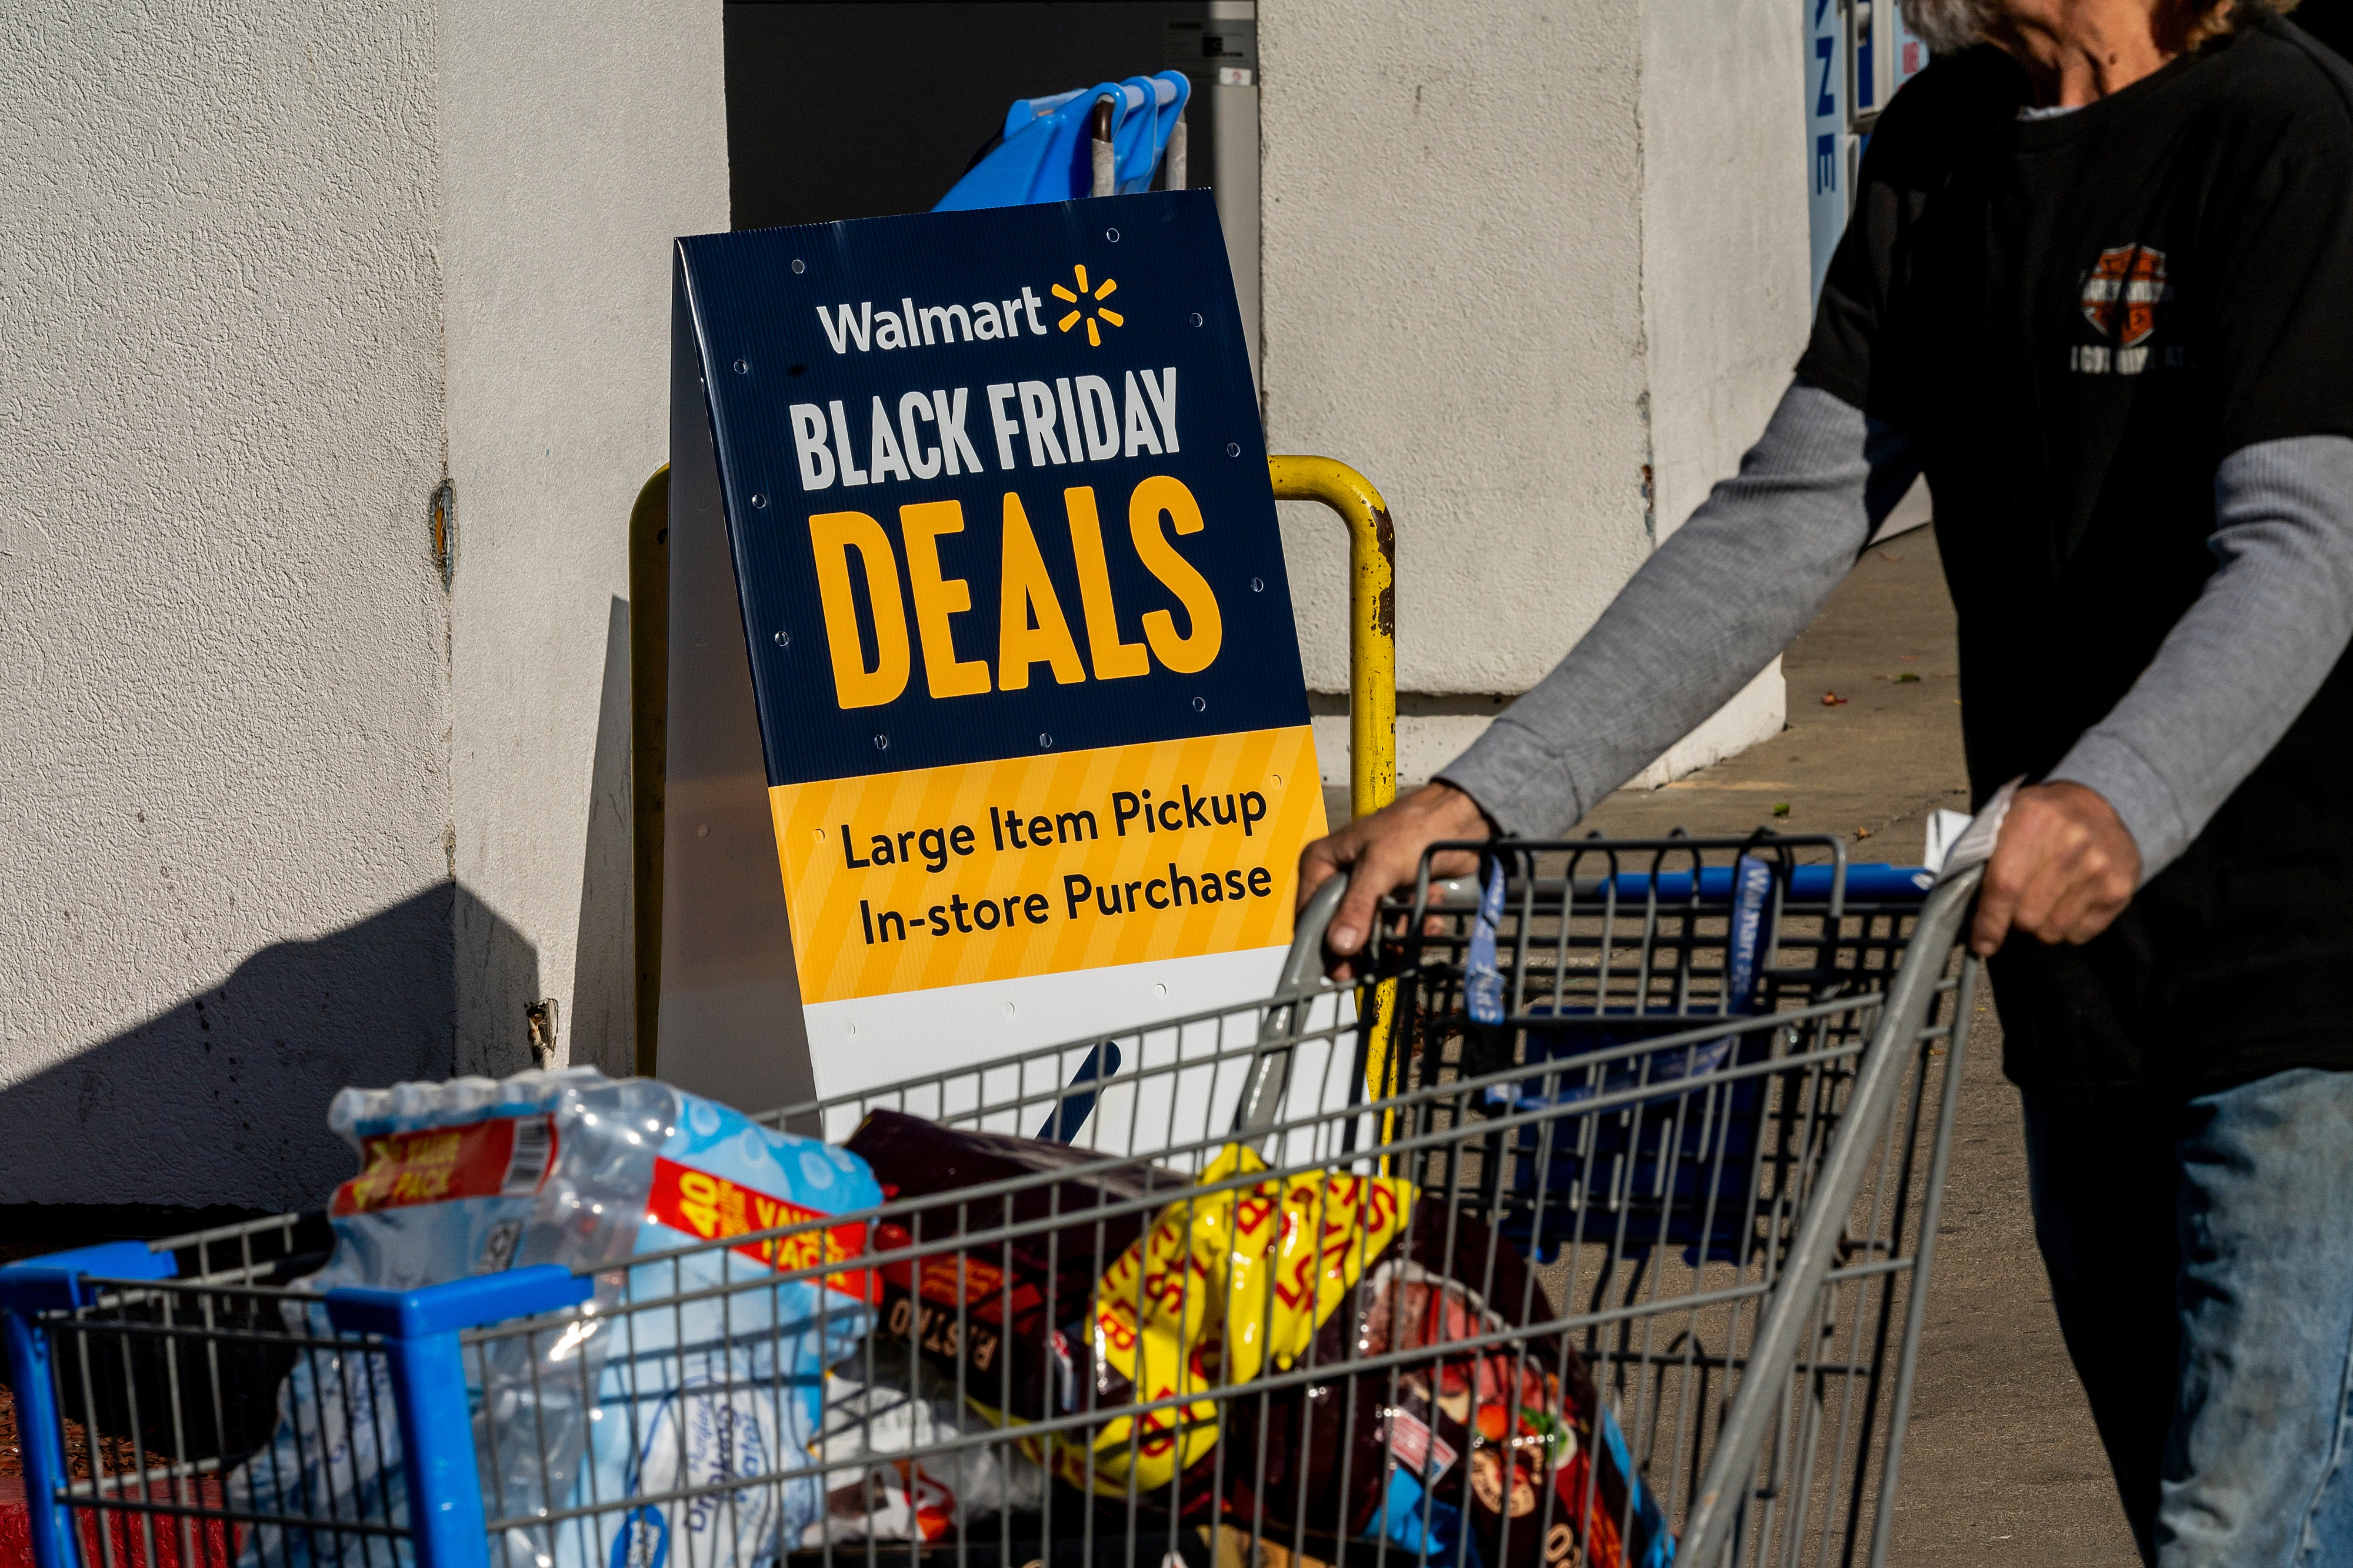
[1798,16,2353,1097]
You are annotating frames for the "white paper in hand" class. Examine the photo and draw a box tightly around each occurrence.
[1920,810,1972,875]
[1934,777,2025,885]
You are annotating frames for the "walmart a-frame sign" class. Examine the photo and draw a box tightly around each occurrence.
[657,191,1324,1124]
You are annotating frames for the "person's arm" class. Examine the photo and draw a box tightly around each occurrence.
[1963,437,2353,955]
[1961,102,2353,954]
[2047,436,2353,880]
[1298,378,1914,971]
[1435,381,1915,832]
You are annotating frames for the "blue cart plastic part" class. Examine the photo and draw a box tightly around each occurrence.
[0,1241,178,1313]
[1,1243,182,1568]
[319,1267,594,1568]
[0,1244,592,1568]
[935,70,1191,211]
[1601,861,1934,903]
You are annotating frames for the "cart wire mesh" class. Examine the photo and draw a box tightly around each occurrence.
[6,834,1982,1568]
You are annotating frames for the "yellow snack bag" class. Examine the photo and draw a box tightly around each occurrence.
[1048,1144,1415,1494]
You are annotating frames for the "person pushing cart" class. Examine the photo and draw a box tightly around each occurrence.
[1301,1,2353,1562]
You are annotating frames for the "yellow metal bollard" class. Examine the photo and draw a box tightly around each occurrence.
[1267,455,1401,1112]
[1266,456,1397,823]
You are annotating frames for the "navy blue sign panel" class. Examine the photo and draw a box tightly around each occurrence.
[675,189,1308,790]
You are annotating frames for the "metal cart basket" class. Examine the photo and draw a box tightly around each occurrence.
[2,834,1982,1568]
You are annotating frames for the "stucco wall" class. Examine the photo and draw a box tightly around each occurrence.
[1264,0,1807,802]
[0,0,726,1208]
[442,0,729,1082]
[1,0,1803,1206]
[0,0,450,1203]
[1629,0,1809,786]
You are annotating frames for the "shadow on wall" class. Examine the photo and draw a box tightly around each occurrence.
[0,884,538,1212]
[4,596,643,1212]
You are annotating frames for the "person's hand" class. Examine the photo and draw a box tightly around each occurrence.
[1297,782,1496,980]
[1969,781,2140,957]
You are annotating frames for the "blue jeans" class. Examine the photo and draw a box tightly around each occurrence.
[2023,1068,2353,1567]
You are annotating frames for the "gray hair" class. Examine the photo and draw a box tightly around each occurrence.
[1898,0,2298,54]
[1899,0,1995,53]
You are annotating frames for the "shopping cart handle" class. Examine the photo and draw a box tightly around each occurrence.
[1281,873,1351,989]
[1231,876,1352,1139]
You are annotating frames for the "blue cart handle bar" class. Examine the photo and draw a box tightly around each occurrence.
[1430,861,1936,906]
[0,1250,589,1568]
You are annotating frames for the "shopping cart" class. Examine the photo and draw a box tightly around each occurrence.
[2,833,1982,1568]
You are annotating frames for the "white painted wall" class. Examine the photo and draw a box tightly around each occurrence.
[0,0,725,1209]
[442,1,729,1082]
[1262,0,1808,805]
[1629,0,1811,787]
[0,0,448,1206]
[0,0,1803,1206]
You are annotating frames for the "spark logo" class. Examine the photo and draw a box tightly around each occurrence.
[1053,264,1124,347]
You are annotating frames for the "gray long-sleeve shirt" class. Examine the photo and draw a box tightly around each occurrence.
[1436,381,2353,883]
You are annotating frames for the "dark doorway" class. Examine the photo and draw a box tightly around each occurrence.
[725,2,1239,228]
[722,2,1262,365]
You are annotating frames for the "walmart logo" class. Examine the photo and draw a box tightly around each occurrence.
[813,266,1129,355]
[1052,264,1124,347]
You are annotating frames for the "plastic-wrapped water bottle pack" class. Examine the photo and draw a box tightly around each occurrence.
[231,1067,879,1568]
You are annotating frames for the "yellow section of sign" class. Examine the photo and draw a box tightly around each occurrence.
[769,725,1326,1005]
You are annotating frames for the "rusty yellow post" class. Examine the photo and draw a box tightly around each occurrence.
[1267,455,1399,1110]
[1266,456,1397,822]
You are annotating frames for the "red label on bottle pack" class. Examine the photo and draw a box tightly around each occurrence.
[645,1156,875,1301]
[333,1115,557,1216]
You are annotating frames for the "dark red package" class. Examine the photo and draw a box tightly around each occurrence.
[841,1109,1187,1419]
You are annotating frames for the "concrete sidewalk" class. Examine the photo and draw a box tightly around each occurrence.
[1578,537,2139,1566]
